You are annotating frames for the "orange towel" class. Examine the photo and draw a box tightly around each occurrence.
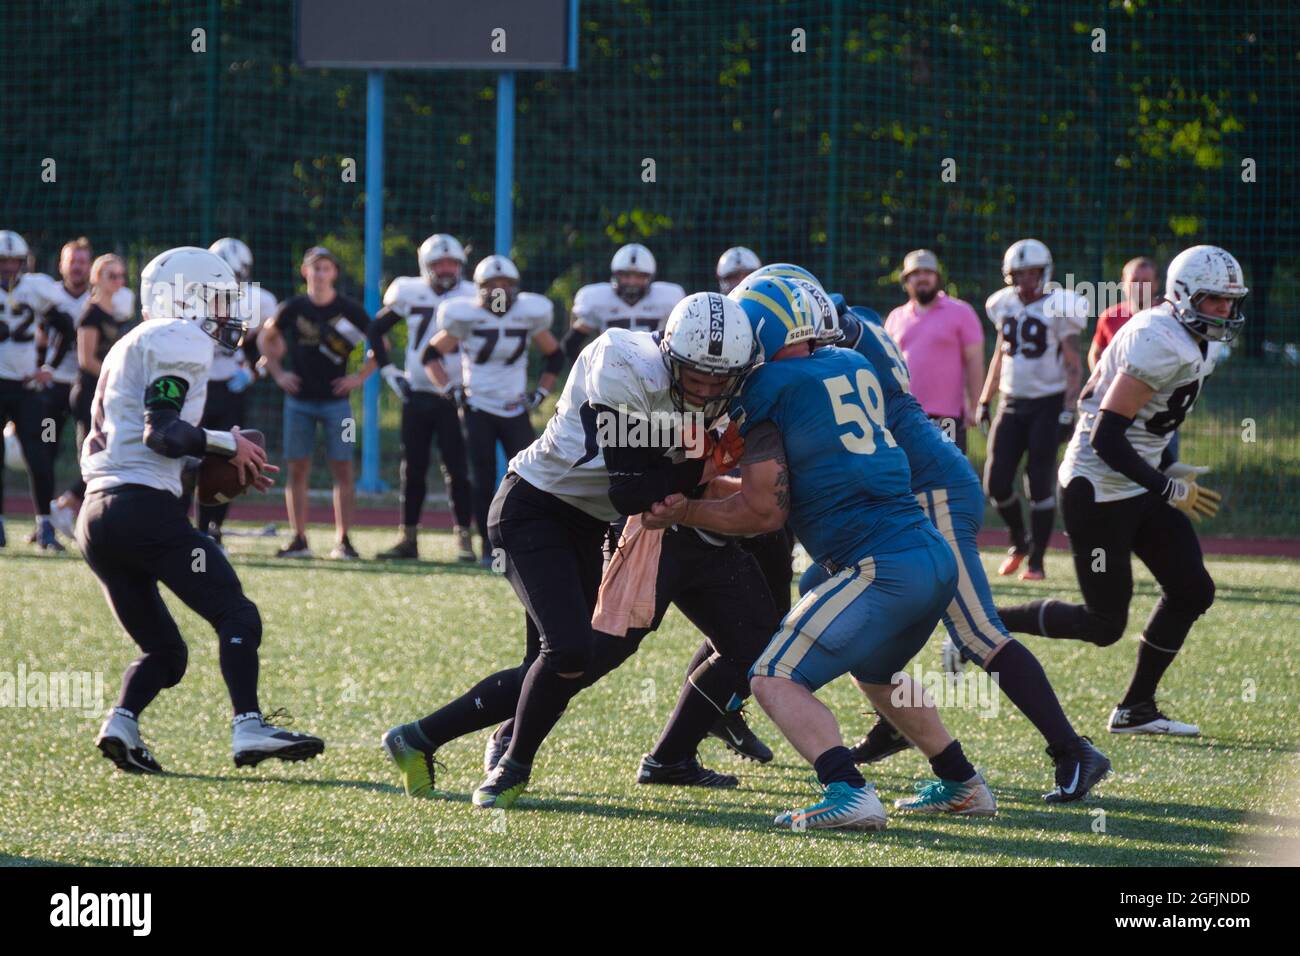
[591,513,663,637]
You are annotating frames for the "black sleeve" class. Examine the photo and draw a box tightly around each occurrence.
[595,403,706,515]
[346,297,372,334]
[142,374,207,458]
[1090,409,1173,499]
[44,308,77,369]
[562,325,590,364]
[367,307,402,367]
[542,346,565,375]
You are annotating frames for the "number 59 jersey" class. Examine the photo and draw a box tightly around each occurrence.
[1061,303,1212,502]
[986,286,1088,399]
[730,347,927,570]
[438,291,554,416]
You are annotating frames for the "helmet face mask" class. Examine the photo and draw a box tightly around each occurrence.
[1164,244,1248,343]
[142,247,246,350]
[427,258,462,294]
[0,257,23,288]
[612,270,652,305]
[610,244,656,305]
[1002,239,1053,296]
[419,234,467,292]
[0,230,30,287]
[661,292,759,426]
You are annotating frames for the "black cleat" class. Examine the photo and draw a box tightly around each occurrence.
[637,753,738,789]
[1044,736,1112,804]
[848,713,913,764]
[709,707,773,763]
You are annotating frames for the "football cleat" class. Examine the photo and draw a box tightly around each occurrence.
[1020,565,1046,581]
[894,772,997,816]
[848,713,913,764]
[472,758,530,809]
[382,723,441,798]
[329,536,360,560]
[49,499,77,538]
[997,548,1026,577]
[1044,736,1111,804]
[636,753,738,789]
[941,637,968,676]
[483,725,511,774]
[455,527,476,563]
[37,520,64,552]
[95,708,163,774]
[276,535,313,559]
[1108,700,1200,736]
[709,707,773,763]
[232,710,325,767]
[377,537,418,560]
[775,781,887,831]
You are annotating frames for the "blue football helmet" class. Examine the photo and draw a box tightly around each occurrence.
[735,262,825,296]
[729,276,820,362]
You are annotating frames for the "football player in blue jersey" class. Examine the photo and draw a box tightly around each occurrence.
[798,290,1110,804]
[645,275,995,830]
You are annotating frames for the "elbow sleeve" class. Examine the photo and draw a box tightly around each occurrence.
[562,326,589,364]
[543,348,564,376]
[143,408,208,459]
[1090,410,1171,498]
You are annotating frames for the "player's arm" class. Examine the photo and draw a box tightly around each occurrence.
[528,330,564,408]
[421,329,459,390]
[366,307,402,369]
[1061,333,1083,409]
[962,340,985,426]
[563,291,597,362]
[976,332,1003,430]
[43,307,77,372]
[598,403,715,516]
[141,375,267,483]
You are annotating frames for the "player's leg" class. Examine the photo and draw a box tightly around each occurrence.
[462,407,498,554]
[431,392,476,561]
[16,388,58,549]
[1109,503,1215,735]
[278,396,314,557]
[323,397,357,558]
[378,393,434,559]
[51,384,92,534]
[737,524,795,617]
[983,400,1031,574]
[1022,393,1064,579]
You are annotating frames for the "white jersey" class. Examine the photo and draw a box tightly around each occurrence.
[211,284,275,382]
[571,281,685,334]
[511,328,675,521]
[439,292,553,416]
[381,275,474,392]
[986,286,1088,399]
[25,276,135,384]
[81,318,214,498]
[1060,304,1212,502]
[0,275,47,382]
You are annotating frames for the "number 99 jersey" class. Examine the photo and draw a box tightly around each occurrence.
[985,286,1088,399]
[1061,303,1213,502]
[729,347,925,570]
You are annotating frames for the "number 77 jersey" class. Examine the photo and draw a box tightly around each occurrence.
[729,347,926,569]
[1061,303,1214,502]
[438,292,554,416]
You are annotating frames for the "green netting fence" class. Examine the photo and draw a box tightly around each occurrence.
[3,0,1296,536]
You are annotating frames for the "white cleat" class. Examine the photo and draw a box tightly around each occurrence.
[1108,702,1200,736]
[95,708,163,774]
[232,711,325,767]
[774,781,888,831]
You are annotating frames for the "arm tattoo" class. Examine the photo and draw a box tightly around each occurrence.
[773,455,790,513]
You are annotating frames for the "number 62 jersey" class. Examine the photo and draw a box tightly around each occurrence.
[1061,303,1214,502]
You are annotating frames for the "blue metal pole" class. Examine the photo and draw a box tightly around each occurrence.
[494,71,516,484]
[359,69,387,492]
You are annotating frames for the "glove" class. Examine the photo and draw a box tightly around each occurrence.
[526,386,549,410]
[1164,477,1221,522]
[977,402,991,435]
[381,365,411,403]
[226,366,254,394]
[1057,409,1075,445]
[450,385,467,409]
[711,420,745,471]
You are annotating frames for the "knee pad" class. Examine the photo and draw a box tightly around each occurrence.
[217,599,262,651]
[1082,611,1126,648]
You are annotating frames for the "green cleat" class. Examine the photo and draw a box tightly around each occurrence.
[381,723,440,799]
[894,772,997,817]
[472,757,530,809]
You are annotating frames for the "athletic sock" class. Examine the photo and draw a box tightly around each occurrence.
[999,598,1085,638]
[985,640,1078,751]
[996,498,1028,552]
[501,659,583,767]
[117,656,171,716]
[1119,637,1179,706]
[929,740,976,783]
[650,679,720,765]
[1028,505,1055,567]
[813,746,866,788]
[217,636,260,716]
[416,664,526,749]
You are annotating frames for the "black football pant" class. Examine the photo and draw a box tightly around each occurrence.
[400,391,473,530]
[998,476,1215,704]
[77,484,263,716]
[0,378,54,516]
[197,379,247,534]
[65,372,98,499]
[464,406,535,542]
[39,381,73,491]
[737,525,795,618]
[984,392,1063,567]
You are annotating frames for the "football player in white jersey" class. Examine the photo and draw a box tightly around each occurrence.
[78,246,324,774]
[998,245,1244,737]
[383,293,766,807]
[199,237,278,547]
[367,234,477,561]
[0,231,65,550]
[561,243,686,363]
[716,245,761,293]
[977,239,1088,580]
[423,255,562,561]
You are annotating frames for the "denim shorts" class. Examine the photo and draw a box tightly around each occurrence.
[282,396,355,462]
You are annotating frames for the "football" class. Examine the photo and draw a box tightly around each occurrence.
[197,428,266,505]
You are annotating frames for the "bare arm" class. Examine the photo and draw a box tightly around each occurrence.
[534,329,561,394]
[422,329,459,389]
[1061,333,1083,409]
[77,326,102,377]
[648,455,789,536]
[978,333,1003,407]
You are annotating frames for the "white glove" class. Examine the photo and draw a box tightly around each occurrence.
[1162,461,1210,481]
[381,365,411,403]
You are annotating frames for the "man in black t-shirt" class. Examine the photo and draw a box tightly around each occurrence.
[258,247,374,559]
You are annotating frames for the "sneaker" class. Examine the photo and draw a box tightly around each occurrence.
[894,772,997,816]
[472,757,530,809]
[455,527,476,563]
[1020,565,1046,581]
[231,710,325,767]
[329,536,360,560]
[49,499,77,538]
[382,723,441,798]
[848,713,912,764]
[376,536,418,560]
[708,706,773,763]
[276,534,313,559]
[1108,700,1199,736]
[636,753,738,788]
[998,548,1027,577]
[95,708,163,774]
[1044,736,1111,804]
[775,781,887,831]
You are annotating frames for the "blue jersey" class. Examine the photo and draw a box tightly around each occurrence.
[730,347,930,568]
[838,307,978,495]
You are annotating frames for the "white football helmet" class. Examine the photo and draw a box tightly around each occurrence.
[208,237,253,281]
[418,233,467,292]
[473,254,521,315]
[140,246,245,349]
[610,243,656,304]
[1002,238,1053,291]
[716,246,762,293]
[0,230,29,287]
[661,292,758,424]
[1164,245,1248,342]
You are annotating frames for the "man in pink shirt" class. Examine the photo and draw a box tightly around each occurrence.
[884,249,985,453]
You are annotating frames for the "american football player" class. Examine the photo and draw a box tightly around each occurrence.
[998,245,1245,737]
[561,243,685,362]
[79,246,323,773]
[367,234,477,561]
[978,239,1088,580]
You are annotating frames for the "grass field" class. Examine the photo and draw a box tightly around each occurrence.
[2,525,1297,867]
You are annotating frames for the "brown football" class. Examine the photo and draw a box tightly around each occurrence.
[197,429,266,505]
